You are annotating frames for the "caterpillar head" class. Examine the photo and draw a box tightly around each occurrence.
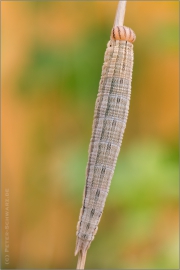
[111,26,136,43]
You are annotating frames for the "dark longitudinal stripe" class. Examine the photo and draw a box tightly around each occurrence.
[88,47,117,193]
[112,28,115,39]
[85,44,120,226]
[83,42,128,237]
[96,189,100,197]
[98,43,127,173]
[85,54,112,187]
[94,43,126,191]
[90,208,95,217]
[101,166,106,174]
[107,142,111,151]
[117,26,121,39]
[100,44,123,140]
[123,26,126,39]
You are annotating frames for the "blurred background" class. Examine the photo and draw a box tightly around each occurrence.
[1,1,179,269]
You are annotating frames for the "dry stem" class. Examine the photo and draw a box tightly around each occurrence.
[76,250,87,269]
[114,0,127,27]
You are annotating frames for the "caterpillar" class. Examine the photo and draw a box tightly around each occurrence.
[75,5,135,269]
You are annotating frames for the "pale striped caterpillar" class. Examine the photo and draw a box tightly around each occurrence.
[75,4,135,269]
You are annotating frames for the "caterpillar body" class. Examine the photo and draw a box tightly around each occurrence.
[75,25,135,265]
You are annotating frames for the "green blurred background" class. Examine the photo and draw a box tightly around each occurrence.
[2,1,179,269]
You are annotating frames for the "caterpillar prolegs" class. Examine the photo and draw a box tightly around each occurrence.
[75,19,135,270]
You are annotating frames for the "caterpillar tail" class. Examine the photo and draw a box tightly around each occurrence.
[75,238,90,269]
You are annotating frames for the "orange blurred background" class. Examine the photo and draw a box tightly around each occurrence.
[2,1,179,269]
